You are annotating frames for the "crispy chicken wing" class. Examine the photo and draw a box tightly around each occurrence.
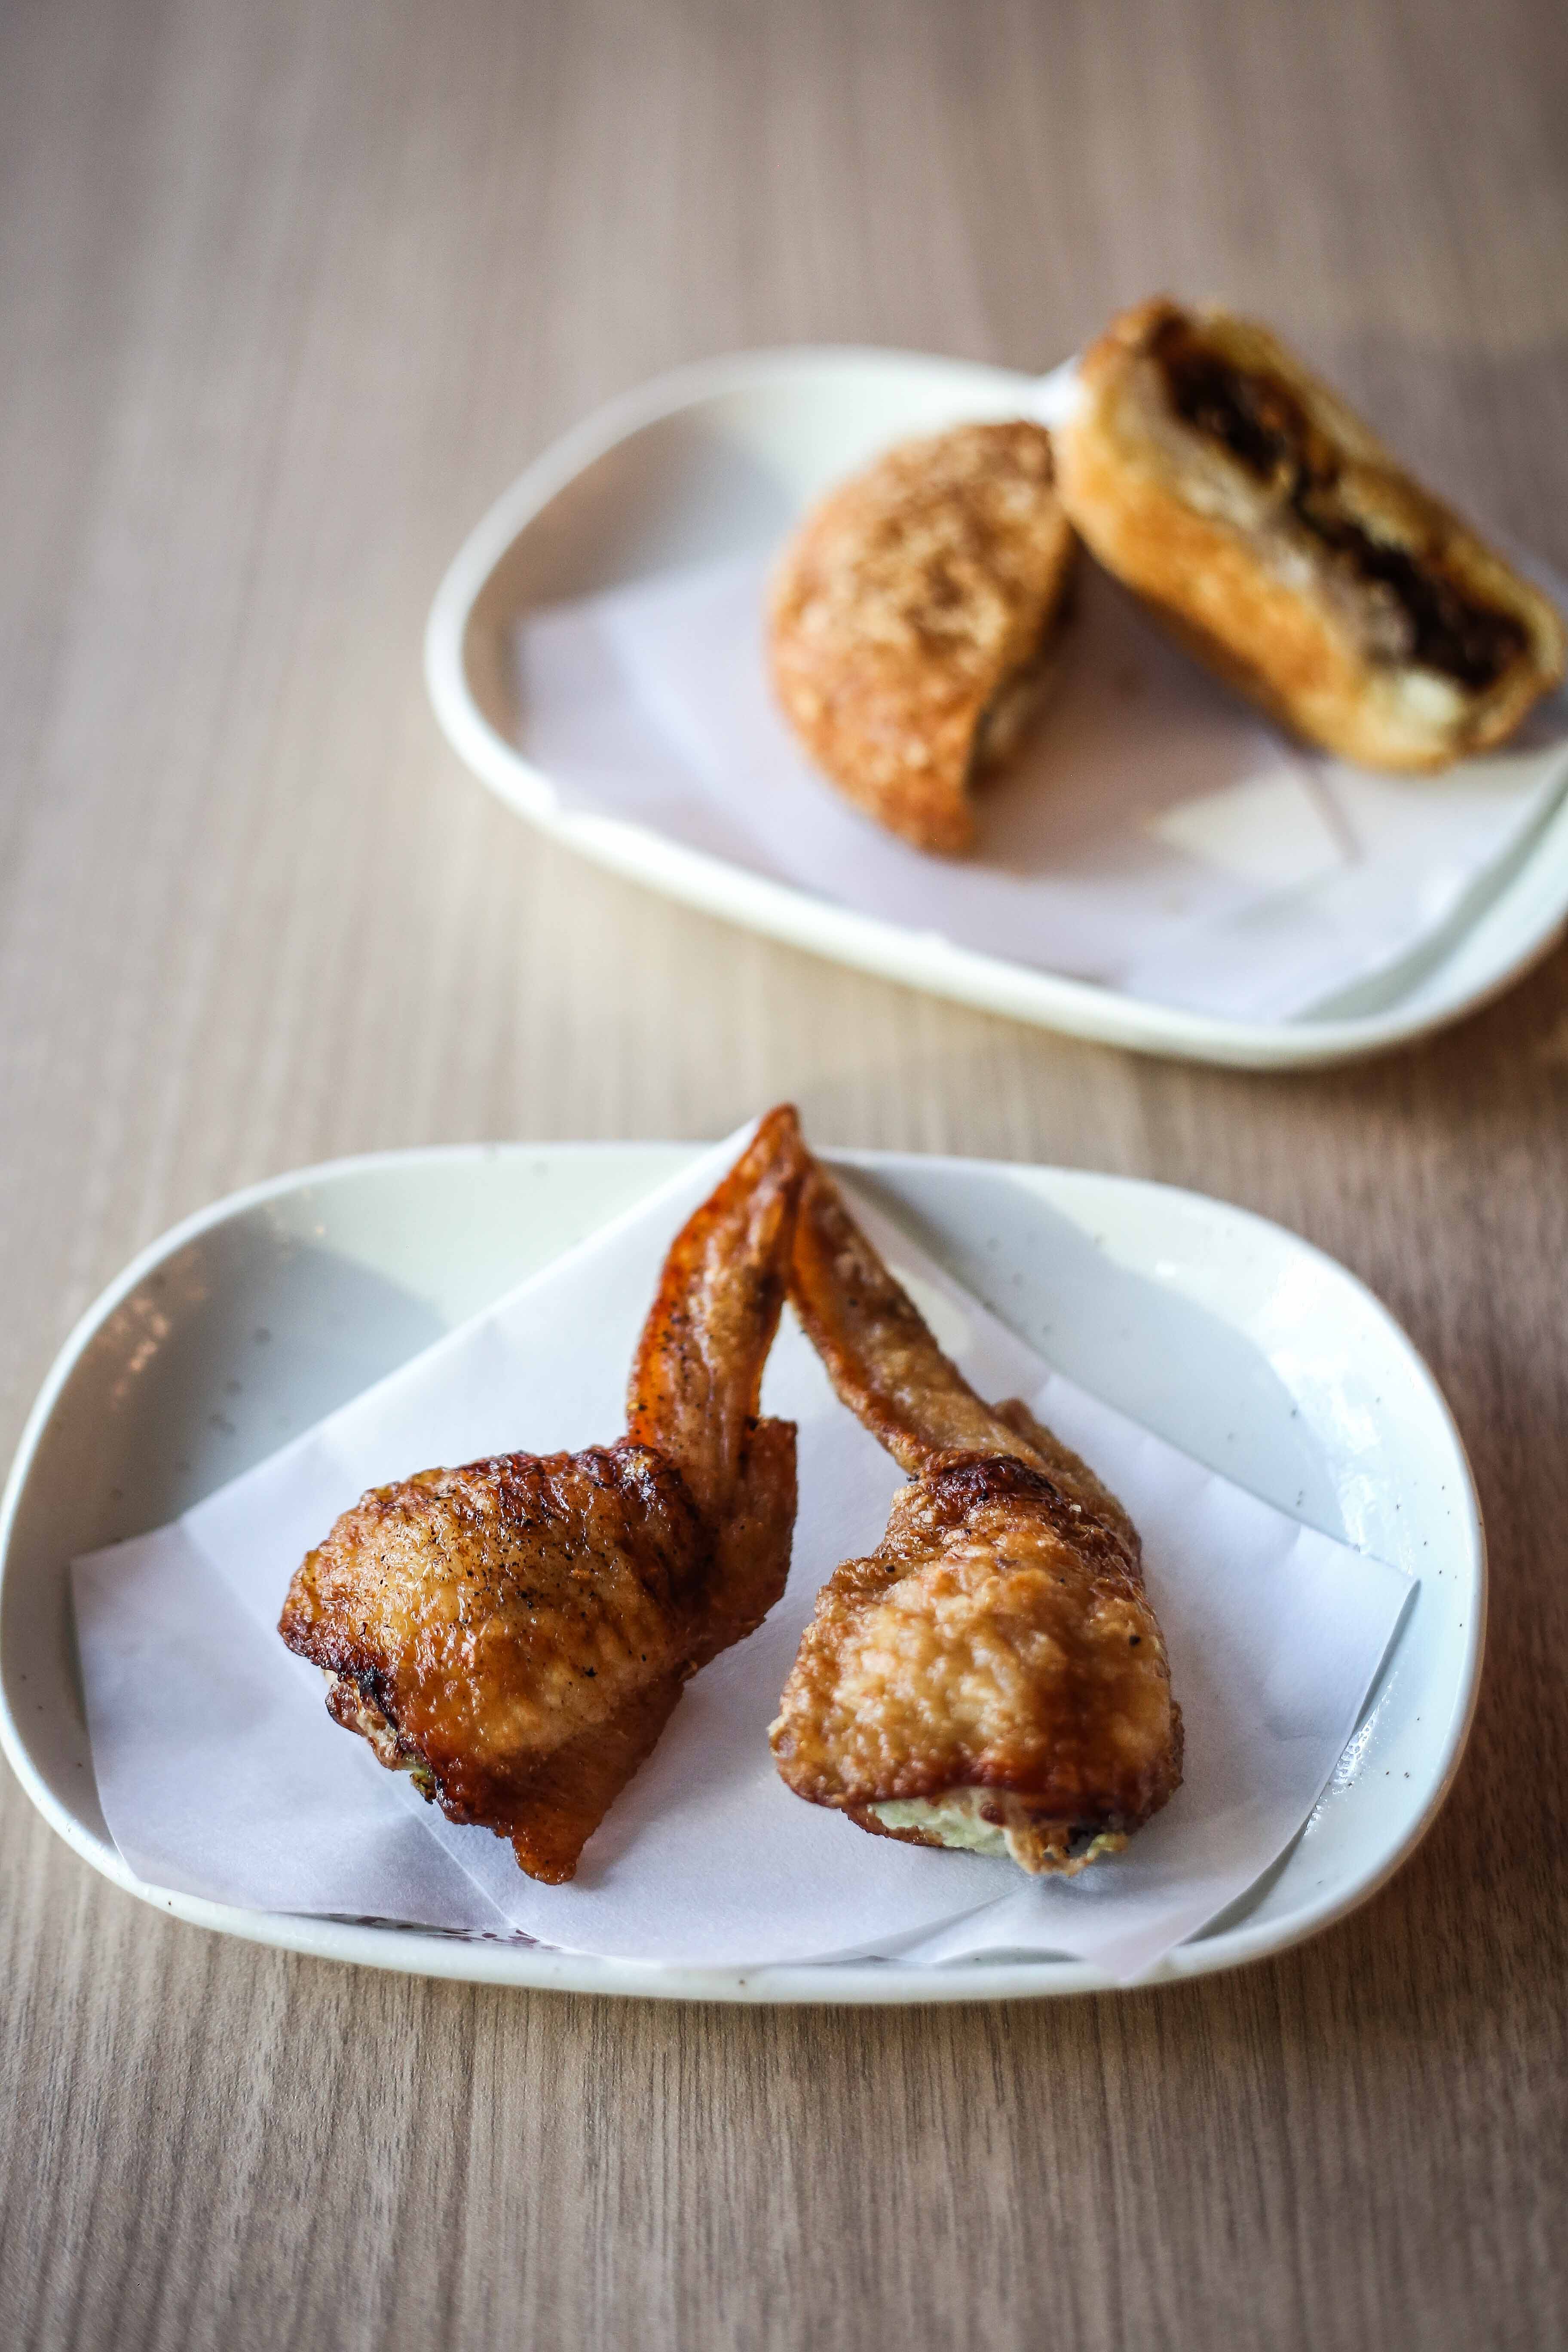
[771,1162,1182,1875]
[279,1107,806,1883]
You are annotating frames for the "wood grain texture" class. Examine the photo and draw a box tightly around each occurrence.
[3,0,1567,2345]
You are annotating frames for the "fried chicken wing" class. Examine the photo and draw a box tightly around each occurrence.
[279,1107,806,1883]
[770,1163,1182,1875]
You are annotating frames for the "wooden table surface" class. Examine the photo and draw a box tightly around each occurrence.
[3,3,1566,2345]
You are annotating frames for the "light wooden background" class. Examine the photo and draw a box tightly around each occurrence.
[3,2,1566,2346]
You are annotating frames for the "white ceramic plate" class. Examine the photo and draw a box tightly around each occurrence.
[0,1144,1481,2001]
[425,346,1568,1069]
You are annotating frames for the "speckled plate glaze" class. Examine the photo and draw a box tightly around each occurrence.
[0,1144,1482,2001]
[425,346,1568,1068]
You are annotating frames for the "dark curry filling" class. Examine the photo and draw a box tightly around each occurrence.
[1151,318,1526,691]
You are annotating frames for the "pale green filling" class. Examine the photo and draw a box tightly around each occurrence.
[869,1792,1124,1871]
[870,1797,1012,1856]
[1069,1831,1122,1867]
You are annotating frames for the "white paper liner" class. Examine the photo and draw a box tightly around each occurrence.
[72,1127,1413,1984]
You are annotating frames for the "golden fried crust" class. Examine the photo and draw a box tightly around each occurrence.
[280,1442,704,1881]
[989,1396,1141,1564]
[787,1164,1139,1557]
[627,1104,805,1528]
[769,1455,1182,1859]
[1054,297,1565,771]
[685,1413,797,1672]
[279,1109,807,1883]
[777,1156,1181,1874]
[626,1102,805,1668]
[768,421,1078,853]
[788,1161,1033,1474]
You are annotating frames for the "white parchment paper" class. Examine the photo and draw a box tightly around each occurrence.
[73,1128,1413,1983]
[510,435,1568,1023]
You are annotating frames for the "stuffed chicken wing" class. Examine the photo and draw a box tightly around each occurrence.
[770,1161,1182,1875]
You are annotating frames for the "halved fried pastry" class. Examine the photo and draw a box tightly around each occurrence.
[768,420,1078,854]
[279,1108,806,1883]
[770,1161,1182,1875]
[1053,297,1565,771]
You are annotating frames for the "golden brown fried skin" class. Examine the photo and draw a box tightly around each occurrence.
[772,1160,1181,1875]
[771,1453,1181,1874]
[279,1106,807,1883]
[768,421,1078,854]
[787,1164,1138,1547]
[627,1102,805,1657]
[282,1442,703,1883]
[1054,296,1565,771]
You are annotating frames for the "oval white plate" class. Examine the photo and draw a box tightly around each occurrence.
[425,346,1568,1069]
[0,1144,1482,2002]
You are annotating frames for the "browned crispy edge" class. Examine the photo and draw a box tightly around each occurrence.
[1054,294,1565,769]
[625,1104,805,1525]
[768,423,1078,853]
